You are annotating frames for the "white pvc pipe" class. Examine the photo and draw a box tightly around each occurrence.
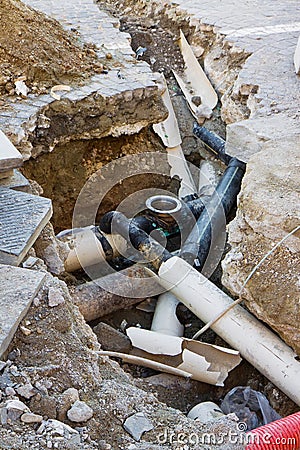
[151,292,184,337]
[157,256,300,406]
[63,228,128,272]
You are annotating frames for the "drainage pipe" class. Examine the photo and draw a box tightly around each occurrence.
[62,214,158,273]
[63,227,128,272]
[180,157,246,270]
[99,211,300,406]
[193,123,231,165]
[151,292,184,336]
[245,411,300,449]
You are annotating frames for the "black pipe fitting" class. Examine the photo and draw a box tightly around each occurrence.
[181,157,246,271]
[99,211,172,270]
[193,124,231,165]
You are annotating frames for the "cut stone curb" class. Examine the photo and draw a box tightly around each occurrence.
[0,188,52,265]
[0,130,23,172]
[0,264,45,358]
[0,170,31,193]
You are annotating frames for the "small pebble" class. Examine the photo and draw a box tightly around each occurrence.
[21,412,43,424]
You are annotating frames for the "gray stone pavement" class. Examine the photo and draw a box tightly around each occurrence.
[0,0,163,159]
[171,0,300,160]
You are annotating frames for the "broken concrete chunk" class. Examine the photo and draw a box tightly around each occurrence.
[16,383,36,399]
[93,322,131,353]
[41,419,79,438]
[34,223,69,275]
[0,131,23,172]
[67,400,93,423]
[48,287,65,307]
[6,399,30,421]
[21,412,43,423]
[123,412,154,441]
[0,265,45,358]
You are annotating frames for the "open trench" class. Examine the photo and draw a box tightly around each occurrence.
[20,0,298,423]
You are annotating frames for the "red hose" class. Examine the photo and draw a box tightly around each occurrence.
[245,411,300,449]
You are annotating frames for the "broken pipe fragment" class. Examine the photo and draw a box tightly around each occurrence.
[126,327,241,386]
[173,30,218,122]
[153,75,197,197]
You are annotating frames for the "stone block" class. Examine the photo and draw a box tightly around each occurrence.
[0,188,52,266]
[0,131,23,172]
[0,265,45,358]
[0,170,31,192]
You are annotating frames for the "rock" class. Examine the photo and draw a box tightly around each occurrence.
[223,137,300,355]
[5,399,29,420]
[57,388,79,421]
[21,412,43,423]
[5,386,15,396]
[16,383,36,399]
[123,412,154,441]
[93,322,131,353]
[34,223,69,275]
[48,287,65,307]
[43,418,79,438]
[67,400,93,423]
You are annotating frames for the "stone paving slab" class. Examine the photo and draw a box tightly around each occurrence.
[0,264,45,358]
[0,170,31,193]
[0,188,52,266]
[0,130,23,172]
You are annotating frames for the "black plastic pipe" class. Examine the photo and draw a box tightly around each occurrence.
[99,211,173,270]
[180,157,246,271]
[193,123,231,165]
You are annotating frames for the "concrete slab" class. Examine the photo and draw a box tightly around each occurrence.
[0,188,52,266]
[0,170,31,193]
[0,131,23,172]
[0,264,45,358]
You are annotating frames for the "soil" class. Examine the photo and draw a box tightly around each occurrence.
[0,0,104,98]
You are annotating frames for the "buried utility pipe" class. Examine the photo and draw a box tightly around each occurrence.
[180,157,246,271]
[70,266,160,322]
[61,216,158,272]
[193,123,231,165]
[151,292,184,337]
[99,211,300,406]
